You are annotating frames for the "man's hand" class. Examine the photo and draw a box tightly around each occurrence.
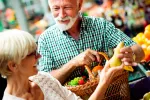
[70,49,101,67]
[118,46,137,66]
[50,49,101,84]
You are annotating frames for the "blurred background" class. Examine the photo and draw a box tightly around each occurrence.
[0,0,150,39]
[0,0,54,39]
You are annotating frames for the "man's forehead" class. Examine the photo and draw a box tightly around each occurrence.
[49,0,75,4]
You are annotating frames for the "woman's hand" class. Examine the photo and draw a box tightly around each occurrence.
[89,61,124,100]
[99,61,124,86]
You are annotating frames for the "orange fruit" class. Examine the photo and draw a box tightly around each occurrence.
[144,29,150,40]
[92,65,103,73]
[147,46,150,55]
[145,25,150,31]
[145,39,150,45]
[141,44,147,51]
[143,49,150,61]
[144,55,150,62]
[136,32,144,37]
[132,37,137,42]
[92,65,103,77]
[137,35,146,45]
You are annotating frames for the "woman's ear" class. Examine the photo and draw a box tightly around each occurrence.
[7,61,17,72]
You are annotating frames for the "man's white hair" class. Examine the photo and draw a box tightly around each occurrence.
[0,29,37,77]
[48,0,79,8]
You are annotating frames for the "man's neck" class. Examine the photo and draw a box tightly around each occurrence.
[67,16,82,40]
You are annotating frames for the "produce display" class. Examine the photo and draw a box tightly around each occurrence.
[132,24,150,61]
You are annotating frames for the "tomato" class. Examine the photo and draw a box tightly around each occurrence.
[78,79,85,85]
[82,76,86,80]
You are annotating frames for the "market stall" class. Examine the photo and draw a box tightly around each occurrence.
[81,0,149,37]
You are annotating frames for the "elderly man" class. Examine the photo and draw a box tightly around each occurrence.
[38,0,144,84]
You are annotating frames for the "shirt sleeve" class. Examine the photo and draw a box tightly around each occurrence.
[42,72,82,100]
[105,20,136,48]
[38,34,56,72]
[31,72,82,100]
[61,86,83,100]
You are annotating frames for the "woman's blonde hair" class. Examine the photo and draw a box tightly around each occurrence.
[0,29,37,77]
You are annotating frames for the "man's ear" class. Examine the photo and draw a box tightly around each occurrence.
[78,0,83,11]
[7,61,17,72]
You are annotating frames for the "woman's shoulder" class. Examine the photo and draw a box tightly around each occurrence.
[29,71,56,82]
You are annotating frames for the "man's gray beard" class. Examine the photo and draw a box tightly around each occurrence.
[54,15,78,31]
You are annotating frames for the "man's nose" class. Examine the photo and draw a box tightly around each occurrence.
[59,9,67,18]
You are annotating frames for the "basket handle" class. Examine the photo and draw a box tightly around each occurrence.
[84,52,109,81]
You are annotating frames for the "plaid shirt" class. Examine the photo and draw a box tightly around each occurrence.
[38,16,136,79]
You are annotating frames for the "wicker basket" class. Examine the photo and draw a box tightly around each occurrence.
[65,52,130,100]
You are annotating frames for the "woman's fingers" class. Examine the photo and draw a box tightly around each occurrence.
[103,61,110,71]
[108,64,124,76]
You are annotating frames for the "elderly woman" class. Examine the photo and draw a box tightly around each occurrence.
[0,29,124,100]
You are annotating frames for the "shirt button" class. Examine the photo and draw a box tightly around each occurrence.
[79,49,83,53]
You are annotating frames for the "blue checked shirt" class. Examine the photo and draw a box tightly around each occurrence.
[38,16,136,79]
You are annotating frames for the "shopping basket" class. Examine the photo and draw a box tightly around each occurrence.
[65,52,130,100]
